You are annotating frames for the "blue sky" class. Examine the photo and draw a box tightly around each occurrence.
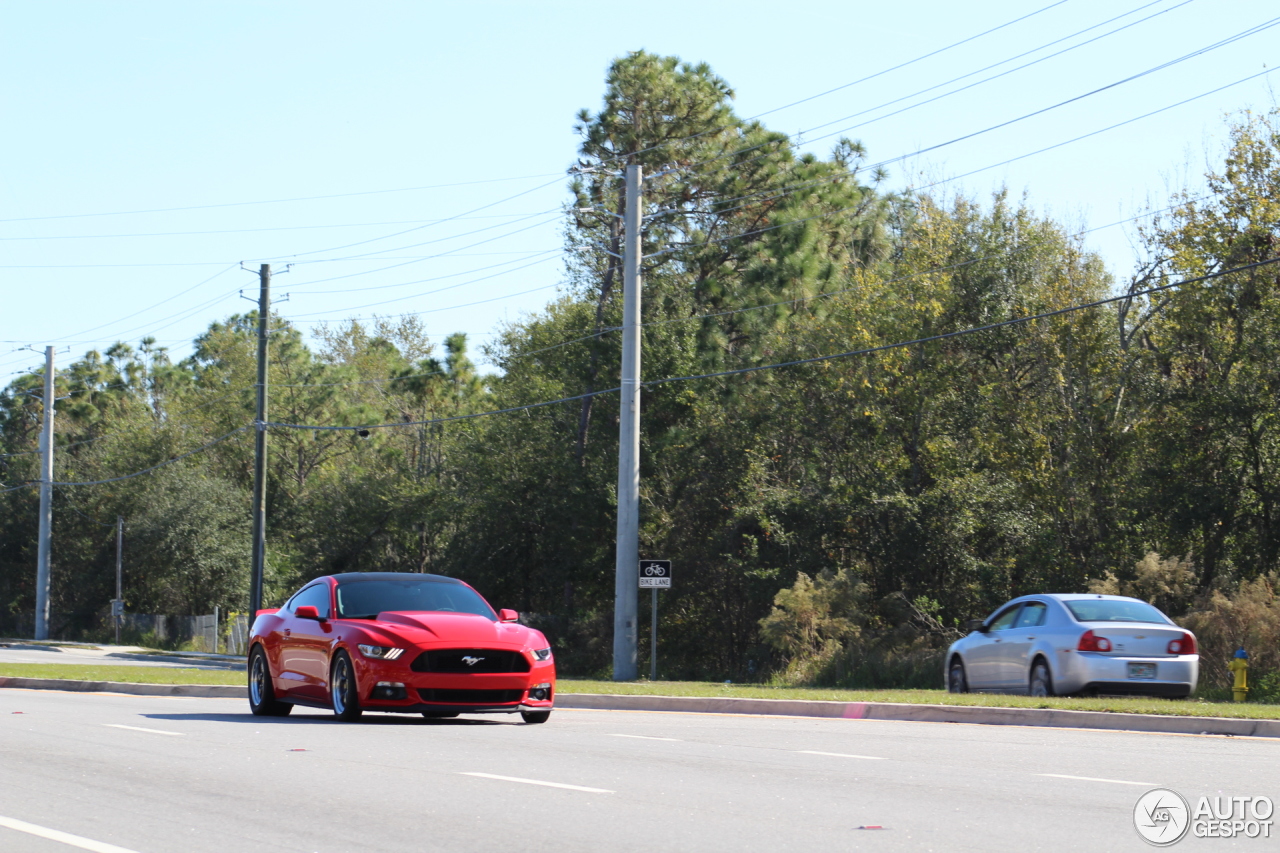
[2,0,1276,379]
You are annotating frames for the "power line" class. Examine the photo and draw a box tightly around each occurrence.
[281,255,562,320]
[797,0,1195,139]
[586,0,1074,171]
[642,256,1280,388]
[261,257,1280,435]
[55,265,240,343]
[0,386,251,459]
[288,249,561,296]
[799,13,1280,154]
[279,214,563,290]
[0,212,551,241]
[658,13,1277,225]
[51,426,251,488]
[0,173,563,224]
[290,209,561,270]
[638,63,1280,268]
[255,178,566,263]
[56,491,118,528]
[16,259,1279,486]
[748,1,1074,122]
[0,261,236,269]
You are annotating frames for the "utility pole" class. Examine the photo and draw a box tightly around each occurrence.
[249,264,270,617]
[34,346,55,640]
[114,516,123,646]
[612,164,643,681]
[650,585,658,681]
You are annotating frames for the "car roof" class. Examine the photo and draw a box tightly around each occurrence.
[1005,593,1150,603]
[326,571,464,585]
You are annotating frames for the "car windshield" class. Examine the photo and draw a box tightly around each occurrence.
[335,579,496,620]
[1064,599,1170,624]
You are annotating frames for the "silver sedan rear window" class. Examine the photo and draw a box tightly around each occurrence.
[1064,599,1170,624]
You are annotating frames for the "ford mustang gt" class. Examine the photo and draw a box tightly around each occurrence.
[945,593,1198,698]
[247,572,555,723]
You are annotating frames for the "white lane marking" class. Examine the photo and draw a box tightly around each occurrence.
[0,814,143,853]
[798,750,887,760]
[609,734,682,741]
[461,772,614,793]
[1039,773,1158,786]
[103,724,183,736]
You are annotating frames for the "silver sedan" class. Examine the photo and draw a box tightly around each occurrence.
[944,594,1199,698]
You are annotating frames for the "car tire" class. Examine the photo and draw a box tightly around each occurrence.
[1029,659,1055,698]
[330,651,363,722]
[947,659,969,694]
[520,710,551,725]
[248,645,292,717]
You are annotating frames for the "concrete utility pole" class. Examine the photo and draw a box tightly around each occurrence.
[114,516,123,646]
[612,164,643,681]
[249,264,270,617]
[34,346,55,640]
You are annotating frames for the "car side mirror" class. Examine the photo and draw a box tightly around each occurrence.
[295,605,322,621]
[498,609,519,623]
[965,618,987,633]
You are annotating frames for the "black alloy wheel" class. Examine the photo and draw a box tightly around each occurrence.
[248,646,292,717]
[520,710,551,724]
[330,651,363,722]
[1029,659,1055,698]
[947,659,969,694]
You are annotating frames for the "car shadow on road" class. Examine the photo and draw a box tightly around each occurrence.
[140,712,514,726]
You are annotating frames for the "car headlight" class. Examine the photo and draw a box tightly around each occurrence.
[532,647,553,662]
[358,644,404,660]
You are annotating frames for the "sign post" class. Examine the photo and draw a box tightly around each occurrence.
[639,560,671,681]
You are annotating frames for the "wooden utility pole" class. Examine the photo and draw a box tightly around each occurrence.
[249,264,270,617]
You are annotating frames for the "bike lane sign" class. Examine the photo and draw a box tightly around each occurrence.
[639,560,671,588]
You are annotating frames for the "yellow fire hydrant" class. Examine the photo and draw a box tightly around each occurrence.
[1228,648,1249,702]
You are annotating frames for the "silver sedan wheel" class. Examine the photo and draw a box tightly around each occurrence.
[1029,660,1054,697]
[947,660,968,693]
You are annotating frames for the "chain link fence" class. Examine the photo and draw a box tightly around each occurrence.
[1,610,250,656]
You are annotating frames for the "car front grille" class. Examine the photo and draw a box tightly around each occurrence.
[410,649,530,673]
[417,688,523,704]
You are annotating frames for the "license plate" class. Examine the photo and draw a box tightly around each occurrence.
[1127,663,1157,679]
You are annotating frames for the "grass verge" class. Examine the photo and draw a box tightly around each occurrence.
[558,679,1280,720]
[1,665,1273,720]
[0,664,243,686]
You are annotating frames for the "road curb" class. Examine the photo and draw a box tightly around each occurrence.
[554,693,1280,738]
[0,676,243,699]
[2,677,1276,737]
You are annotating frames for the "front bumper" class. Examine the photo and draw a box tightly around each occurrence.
[351,651,555,713]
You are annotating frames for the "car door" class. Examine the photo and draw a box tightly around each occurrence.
[1000,601,1048,690]
[287,582,335,701]
[965,604,1024,689]
[275,583,332,701]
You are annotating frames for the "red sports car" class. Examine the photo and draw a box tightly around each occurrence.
[247,572,555,723]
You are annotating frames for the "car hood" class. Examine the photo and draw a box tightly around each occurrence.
[371,611,541,648]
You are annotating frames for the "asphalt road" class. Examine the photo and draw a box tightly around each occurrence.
[0,688,1275,853]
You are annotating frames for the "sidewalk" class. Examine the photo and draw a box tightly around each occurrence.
[0,640,244,670]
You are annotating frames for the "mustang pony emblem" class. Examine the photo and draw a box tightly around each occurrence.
[462,655,485,666]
